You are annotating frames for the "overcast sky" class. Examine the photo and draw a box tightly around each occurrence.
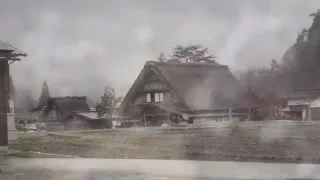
[1,0,320,101]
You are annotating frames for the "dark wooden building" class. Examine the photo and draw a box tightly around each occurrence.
[0,42,26,148]
[277,90,320,121]
[32,96,91,131]
[63,111,107,131]
[118,61,242,126]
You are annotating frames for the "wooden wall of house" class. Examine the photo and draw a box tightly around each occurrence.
[45,105,67,131]
[123,70,183,118]
[165,92,180,103]
[133,95,143,104]
[0,60,9,145]
[133,92,175,104]
[46,121,65,131]
[31,110,43,123]
[88,120,105,129]
[133,70,180,104]
[46,105,63,121]
[64,115,106,131]
[310,107,320,120]
[65,117,90,131]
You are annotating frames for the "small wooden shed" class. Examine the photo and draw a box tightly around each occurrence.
[63,111,108,131]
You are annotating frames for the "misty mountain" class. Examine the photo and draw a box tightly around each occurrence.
[281,10,320,91]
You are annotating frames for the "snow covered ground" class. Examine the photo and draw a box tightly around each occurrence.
[1,158,320,179]
[9,120,320,164]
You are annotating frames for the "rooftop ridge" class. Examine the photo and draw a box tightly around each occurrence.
[73,110,97,113]
[145,61,228,68]
[49,96,87,100]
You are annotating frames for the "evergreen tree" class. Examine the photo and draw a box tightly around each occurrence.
[37,81,50,107]
[163,44,216,64]
[271,59,281,72]
[96,86,122,118]
[308,9,320,42]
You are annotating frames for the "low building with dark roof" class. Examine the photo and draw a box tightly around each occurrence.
[63,111,108,131]
[31,96,93,131]
[276,89,320,121]
[118,61,243,126]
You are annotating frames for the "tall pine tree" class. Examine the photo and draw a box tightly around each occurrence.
[37,81,50,107]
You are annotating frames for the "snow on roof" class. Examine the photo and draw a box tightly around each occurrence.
[76,111,99,119]
[72,111,106,120]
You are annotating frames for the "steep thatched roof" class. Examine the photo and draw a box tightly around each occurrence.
[276,89,320,100]
[43,96,90,119]
[37,81,51,108]
[0,41,27,60]
[119,61,240,114]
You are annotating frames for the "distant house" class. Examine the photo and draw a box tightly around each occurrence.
[63,111,107,131]
[15,105,39,125]
[15,108,38,124]
[30,107,45,123]
[118,61,242,126]
[32,96,93,131]
[278,89,320,120]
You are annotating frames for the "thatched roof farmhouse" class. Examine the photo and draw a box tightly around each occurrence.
[118,61,242,126]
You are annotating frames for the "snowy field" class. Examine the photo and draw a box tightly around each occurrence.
[8,120,320,163]
[2,158,320,179]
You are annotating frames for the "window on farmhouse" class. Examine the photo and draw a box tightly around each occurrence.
[146,92,164,103]
[155,93,160,102]
[51,109,57,118]
[151,93,155,102]
[160,92,164,102]
[146,93,151,102]
[155,93,164,102]
[144,82,164,91]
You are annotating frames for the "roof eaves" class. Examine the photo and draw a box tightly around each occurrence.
[118,65,149,114]
[146,61,228,68]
